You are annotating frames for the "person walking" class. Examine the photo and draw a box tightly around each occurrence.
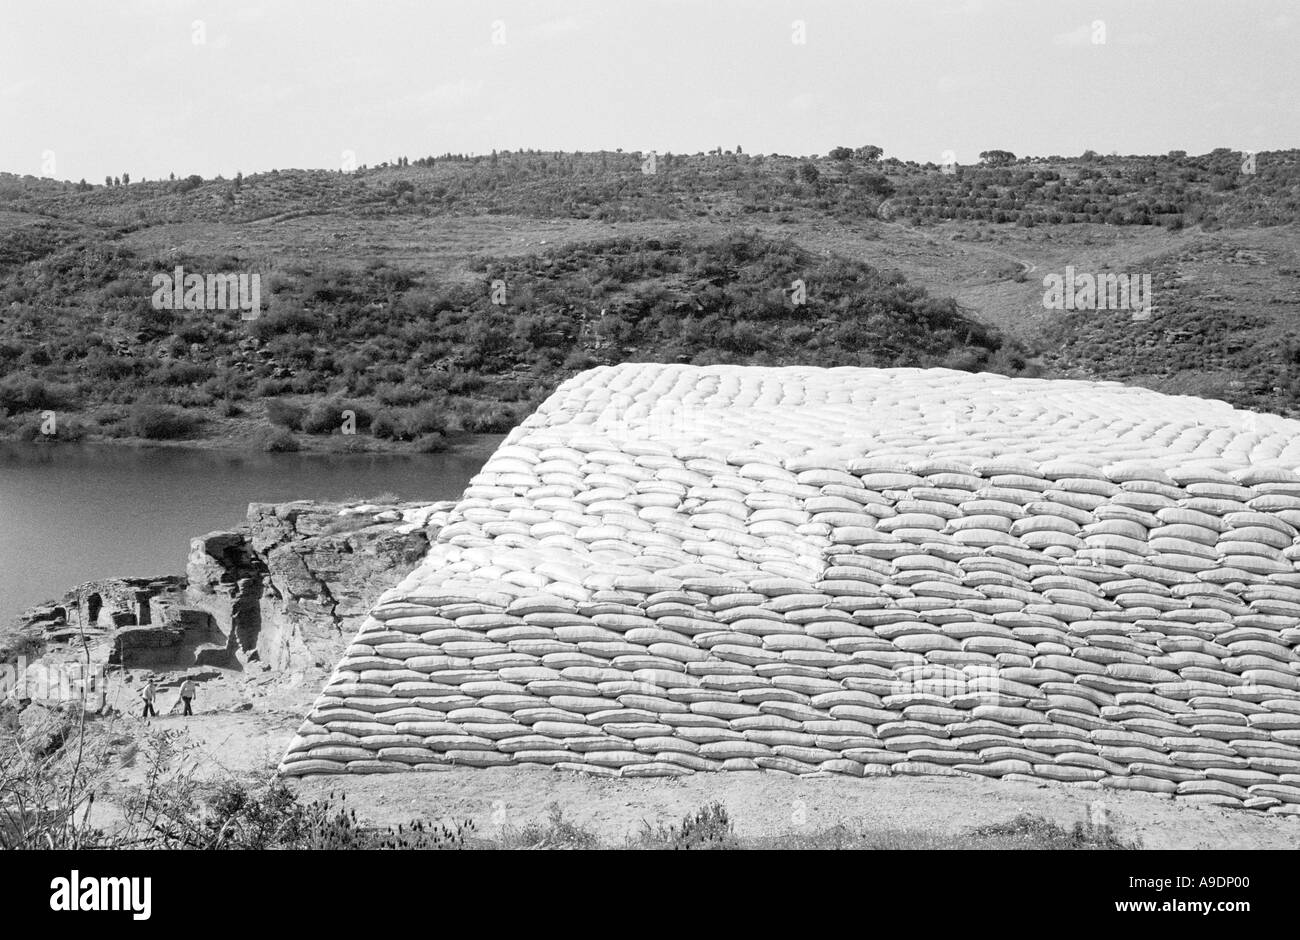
[179,677,197,716]
[140,679,157,719]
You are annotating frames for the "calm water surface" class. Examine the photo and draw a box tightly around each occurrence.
[0,442,488,616]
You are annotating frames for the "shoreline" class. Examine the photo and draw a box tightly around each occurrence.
[1,436,499,622]
[4,495,456,644]
[0,429,508,461]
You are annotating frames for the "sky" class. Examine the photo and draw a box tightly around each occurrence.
[0,0,1296,183]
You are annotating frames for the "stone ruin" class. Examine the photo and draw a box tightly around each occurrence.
[6,500,454,680]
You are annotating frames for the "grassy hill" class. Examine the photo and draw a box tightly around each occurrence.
[1039,230,1300,413]
[0,229,1023,451]
[1,146,1297,451]
[3,146,1297,230]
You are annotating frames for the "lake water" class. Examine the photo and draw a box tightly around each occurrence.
[0,441,492,618]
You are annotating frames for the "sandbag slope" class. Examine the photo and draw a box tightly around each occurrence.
[280,365,1300,813]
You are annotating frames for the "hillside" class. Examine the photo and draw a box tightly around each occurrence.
[0,229,1021,451]
[4,147,1297,229]
[1038,229,1300,412]
[1,146,1298,451]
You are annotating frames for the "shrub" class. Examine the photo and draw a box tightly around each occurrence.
[412,432,447,453]
[128,403,203,440]
[404,403,447,436]
[11,413,87,442]
[500,803,598,849]
[984,346,1030,376]
[301,401,343,434]
[459,402,516,433]
[256,426,300,452]
[254,378,292,397]
[562,349,600,372]
[156,360,213,386]
[375,381,428,407]
[636,802,737,850]
[265,398,305,430]
[370,409,408,441]
[171,387,215,408]
[250,307,316,340]
[0,374,71,415]
[940,347,987,372]
[965,814,1140,850]
[301,400,369,435]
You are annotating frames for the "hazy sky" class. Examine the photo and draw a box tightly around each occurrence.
[1,0,1296,182]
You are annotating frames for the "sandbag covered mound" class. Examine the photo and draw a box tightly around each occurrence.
[281,365,1300,813]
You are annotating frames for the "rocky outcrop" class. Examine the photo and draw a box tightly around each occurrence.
[3,576,188,667]
[185,529,268,666]
[110,609,219,668]
[4,499,455,682]
[186,499,455,672]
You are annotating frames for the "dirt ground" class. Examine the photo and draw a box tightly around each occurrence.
[286,762,1300,850]
[95,668,1300,850]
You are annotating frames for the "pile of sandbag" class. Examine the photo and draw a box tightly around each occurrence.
[280,364,1300,815]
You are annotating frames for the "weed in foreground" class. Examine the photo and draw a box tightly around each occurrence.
[748,812,1142,850]
[635,801,738,850]
[499,802,598,850]
[964,813,1142,850]
[1,713,474,849]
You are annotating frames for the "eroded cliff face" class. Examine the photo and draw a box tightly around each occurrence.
[186,500,455,673]
[4,499,455,687]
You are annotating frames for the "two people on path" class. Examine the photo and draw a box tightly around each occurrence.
[139,677,197,718]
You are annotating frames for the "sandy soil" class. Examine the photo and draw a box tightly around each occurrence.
[286,762,1300,850]
[95,670,1300,850]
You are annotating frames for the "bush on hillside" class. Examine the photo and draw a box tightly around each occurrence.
[256,426,300,452]
[412,432,447,453]
[0,374,72,415]
[127,403,202,440]
[265,399,305,430]
[302,400,369,435]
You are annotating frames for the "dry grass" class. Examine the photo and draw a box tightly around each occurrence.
[3,715,1142,850]
[476,801,1138,851]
